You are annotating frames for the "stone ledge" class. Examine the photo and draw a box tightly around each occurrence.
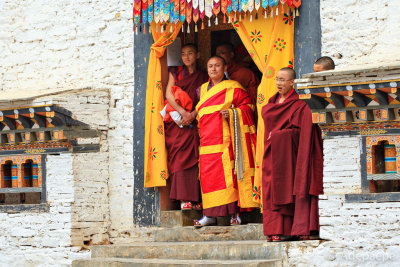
[0,203,50,213]
[345,192,400,203]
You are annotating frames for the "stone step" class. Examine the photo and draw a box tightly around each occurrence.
[160,209,262,228]
[161,210,202,227]
[153,224,264,242]
[73,258,283,267]
[90,241,283,261]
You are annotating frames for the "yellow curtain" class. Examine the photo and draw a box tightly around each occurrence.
[144,23,182,188]
[232,8,295,204]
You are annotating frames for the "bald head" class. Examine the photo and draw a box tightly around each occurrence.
[279,67,296,80]
[216,43,235,65]
[314,56,335,72]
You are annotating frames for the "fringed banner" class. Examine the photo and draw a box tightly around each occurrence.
[133,0,301,33]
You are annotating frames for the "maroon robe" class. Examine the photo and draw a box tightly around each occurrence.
[165,66,208,202]
[227,63,259,105]
[261,91,323,236]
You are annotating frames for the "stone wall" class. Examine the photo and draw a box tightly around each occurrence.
[0,0,134,243]
[286,136,400,266]
[0,154,90,266]
[320,0,400,69]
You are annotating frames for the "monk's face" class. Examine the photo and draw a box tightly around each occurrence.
[276,70,294,97]
[216,45,234,65]
[181,46,199,67]
[313,64,326,72]
[207,57,226,82]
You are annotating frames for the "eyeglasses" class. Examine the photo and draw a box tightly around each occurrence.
[275,78,293,83]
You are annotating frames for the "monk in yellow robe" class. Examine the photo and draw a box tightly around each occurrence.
[193,56,258,227]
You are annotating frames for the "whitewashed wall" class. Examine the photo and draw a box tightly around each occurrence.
[320,0,400,69]
[0,0,134,245]
[287,137,400,266]
[0,155,90,267]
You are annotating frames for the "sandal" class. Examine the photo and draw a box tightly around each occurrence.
[230,213,242,225]
[193,215,217,228]
[272,235,292,242]
[181,201,192,210]
[299,235,310,240]
[193,203,203,210]
[266,236,272,242]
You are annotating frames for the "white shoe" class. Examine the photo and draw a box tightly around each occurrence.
[230,213,242,225]
[194,215,217,228]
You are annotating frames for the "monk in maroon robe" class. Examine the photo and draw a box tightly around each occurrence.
[261,67,323,241]
[164,43,208,210]
[216,43,259,105]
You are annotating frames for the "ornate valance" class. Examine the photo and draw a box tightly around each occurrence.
[133,0,302,33]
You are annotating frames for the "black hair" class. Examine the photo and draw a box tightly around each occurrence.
[314,56,335,70]
[279,67,296,80]
[182,43,198,52]
[208,55,227,66]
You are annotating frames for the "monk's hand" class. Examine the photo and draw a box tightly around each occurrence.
[220,109,230,119]
[180,111,194,126]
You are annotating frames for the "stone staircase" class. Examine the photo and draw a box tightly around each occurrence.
[72,210,317,266]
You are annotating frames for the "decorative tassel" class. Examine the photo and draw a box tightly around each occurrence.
[223,14,226,23]
[208,18,211,27]
[281,4,284,13]
[161,25,164,33]
[264,10,267,18]
[239,13,242,21]
[201,21,204,29]
[271,9,274,17]
[293,8,296,18]
[215,16,218,25]
[255,13,258,20]
[276,6,279,16]
[250,14,252,22]
[187,24,190,33]
[182,24,184,32]
[228,15,231,23]
[149,25,152,34]
[143,24,146,34]
[195,23,198,32]
[156,23,158,32]
[296,8,299,16]
[135,25,138,35]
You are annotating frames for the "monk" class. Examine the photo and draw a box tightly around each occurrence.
[313,56,335,72]
[164,43,208,210]
[261,67,323,241]
[193,56,258,227]
[216,43,260,105]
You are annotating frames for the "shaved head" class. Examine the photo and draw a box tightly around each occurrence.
[279,67,296,80]
[314,56,335,72]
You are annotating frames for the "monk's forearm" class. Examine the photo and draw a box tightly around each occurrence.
[166,94,186,115]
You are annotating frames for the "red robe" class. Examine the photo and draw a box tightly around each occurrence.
[165,66,208,202]
[227,63,260,105]
[261,91,323,236]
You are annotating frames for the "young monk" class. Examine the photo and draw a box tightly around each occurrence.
[261,68,324,242]
[313,56,335,72]
[193,56,258,227]
[215,43,260,105]
[164,43,208,210]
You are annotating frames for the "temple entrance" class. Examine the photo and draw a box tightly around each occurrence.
[157,21,263,226]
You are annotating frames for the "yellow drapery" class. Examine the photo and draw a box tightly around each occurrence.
[231,8,295,204]
[144,22,182,188]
